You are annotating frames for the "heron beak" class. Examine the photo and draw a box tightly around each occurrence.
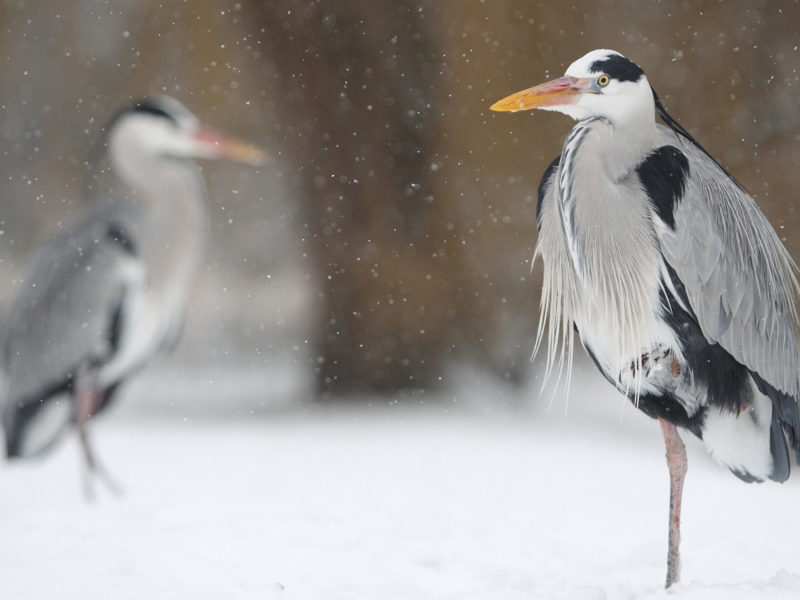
[490,76,587,112]
[191,128,270,166]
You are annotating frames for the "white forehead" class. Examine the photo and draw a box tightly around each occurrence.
[565,49,623,78]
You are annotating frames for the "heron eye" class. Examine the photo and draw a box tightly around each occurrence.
[597,75,610,87]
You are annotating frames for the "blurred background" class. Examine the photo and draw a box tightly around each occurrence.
[2,0,800,404]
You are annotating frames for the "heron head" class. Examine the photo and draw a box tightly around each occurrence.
[490,50,654,126]
[106,95,268,172]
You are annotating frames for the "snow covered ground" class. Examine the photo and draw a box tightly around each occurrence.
[2,362,800,600]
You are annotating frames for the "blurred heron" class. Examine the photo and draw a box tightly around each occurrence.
[2,96,266,496]
[491,50,800,587]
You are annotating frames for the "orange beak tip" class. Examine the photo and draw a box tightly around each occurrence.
[489,98,518,112]
[490,77,584,113]
[219,141,271,167]
[242,147,272,167]
[489,94,533,113]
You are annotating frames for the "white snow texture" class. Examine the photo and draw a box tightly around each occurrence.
[2,364,800,600]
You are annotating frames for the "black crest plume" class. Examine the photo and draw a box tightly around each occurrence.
[651,86,745,192]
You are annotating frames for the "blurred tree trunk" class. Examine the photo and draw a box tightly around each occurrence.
[247,0,800,398]
[252,1,459,395]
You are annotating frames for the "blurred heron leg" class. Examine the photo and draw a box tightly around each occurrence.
[659,417,687,588]
[76,384,123,498]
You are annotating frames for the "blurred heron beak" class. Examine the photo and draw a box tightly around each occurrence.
[490,76,588,112]
[192,128,270,166]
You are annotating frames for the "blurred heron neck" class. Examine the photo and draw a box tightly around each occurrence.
[128,158,209,298]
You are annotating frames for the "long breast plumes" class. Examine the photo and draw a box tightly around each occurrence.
[536,120,676,397]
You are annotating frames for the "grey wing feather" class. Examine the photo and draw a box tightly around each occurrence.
[656,125,800,397]
[2,218,140,406]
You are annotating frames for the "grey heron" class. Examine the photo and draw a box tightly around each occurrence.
[491,50,800,588]
[2,96,265,495]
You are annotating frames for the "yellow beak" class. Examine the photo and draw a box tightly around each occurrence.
[490,76,586,112]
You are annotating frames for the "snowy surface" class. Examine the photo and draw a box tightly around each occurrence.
[2,363,800,600]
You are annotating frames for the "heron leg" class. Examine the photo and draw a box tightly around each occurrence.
[659,417,687,589]
[76,387,123,499]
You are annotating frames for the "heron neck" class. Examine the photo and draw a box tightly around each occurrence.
[556,114,660,282]
[602,114,660,180]
[125,158,209,300]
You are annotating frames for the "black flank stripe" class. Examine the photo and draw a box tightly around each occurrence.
[5,374,75,458]
[660,261,753,416]
[537,156,560,230]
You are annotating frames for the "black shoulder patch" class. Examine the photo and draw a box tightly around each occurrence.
[590,55,645,83]
[536,155,560,230]
[636,146,689,230]
[106,223,137,255]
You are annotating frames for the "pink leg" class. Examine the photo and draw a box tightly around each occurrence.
[76,387,102,468]
[76,387,100,426]
[76,385,122,498]
[77,387,102,499]
[659,418,688,588]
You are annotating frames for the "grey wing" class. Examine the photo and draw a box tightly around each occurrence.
[2,219,141,406]
[655,126,800,397]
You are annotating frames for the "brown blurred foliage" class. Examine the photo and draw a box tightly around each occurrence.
[3,0,800,396]
[250,0,800,395]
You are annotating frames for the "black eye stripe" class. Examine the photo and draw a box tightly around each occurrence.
[590,55,645,83]
[130,102,178,124]
[102,98,180,139]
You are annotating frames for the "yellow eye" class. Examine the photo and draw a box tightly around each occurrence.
[598,74,610,87]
